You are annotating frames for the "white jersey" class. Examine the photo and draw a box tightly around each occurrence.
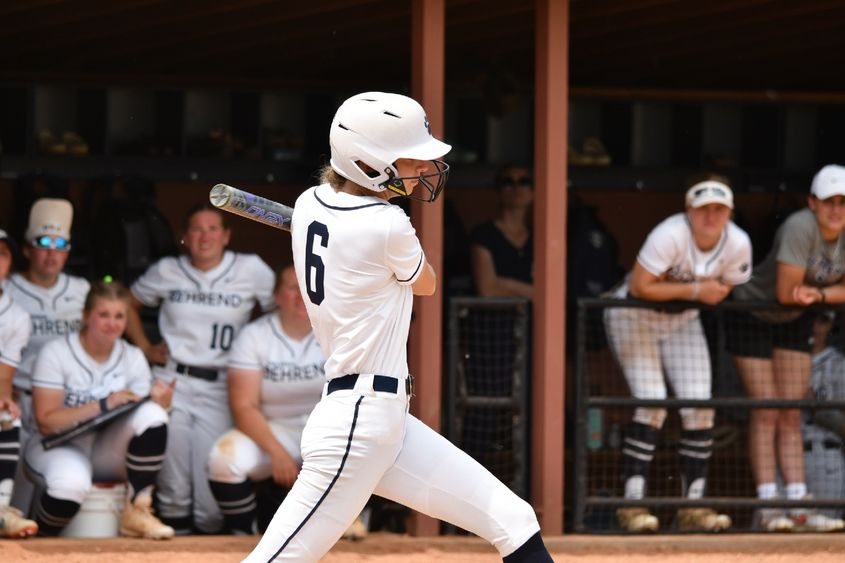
[227,313,325,420]
[291,184,424,380]
[131,251,275,369]
[6,272,90,389]
[614,213,752,297]
[0,290,32,370]
[31,334,151,408]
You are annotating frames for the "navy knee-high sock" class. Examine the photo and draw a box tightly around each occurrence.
[126,424,167,502]
[621,422,658,499]
[34,493,80,536]
[209,480,258,534]
[679,428,713,498]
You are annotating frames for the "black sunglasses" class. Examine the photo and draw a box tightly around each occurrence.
[31,235,71,251]
[500,176,532,189]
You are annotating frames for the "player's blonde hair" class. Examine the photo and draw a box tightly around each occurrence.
[83,278,130,313]
[319,163,346,189]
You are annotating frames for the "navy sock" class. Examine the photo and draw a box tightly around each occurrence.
[209,479,258,534]
[502,531,553,562]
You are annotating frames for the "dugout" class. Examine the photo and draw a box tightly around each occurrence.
[2,0,845,536]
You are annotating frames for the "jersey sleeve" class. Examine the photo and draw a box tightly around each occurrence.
[131,259,168,306]
[125,344,153,396]
[721,227,753,286]
[776,212,815,268]
[227,320,262,371]
[635,220,681,277]
[385,210,425,285]
[251,256,276,313]
[31,339,67,390]
[0,308,31,369]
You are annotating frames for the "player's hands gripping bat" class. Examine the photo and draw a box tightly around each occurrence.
[209,184,293,231]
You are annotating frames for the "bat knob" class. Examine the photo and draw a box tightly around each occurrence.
[209,184,233,208]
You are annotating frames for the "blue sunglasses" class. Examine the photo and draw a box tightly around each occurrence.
[31,235,71,251]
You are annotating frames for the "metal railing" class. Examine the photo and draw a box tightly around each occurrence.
[573,297,845,532]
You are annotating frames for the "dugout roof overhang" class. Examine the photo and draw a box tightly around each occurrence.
[2,1,845,93]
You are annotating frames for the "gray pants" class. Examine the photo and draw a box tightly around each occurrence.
[804,441,845,519]
[154,369,231,533]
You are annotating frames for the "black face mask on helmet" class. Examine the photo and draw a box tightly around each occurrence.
[381,160,450,203]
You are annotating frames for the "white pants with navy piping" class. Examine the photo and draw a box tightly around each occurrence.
[243,375,539,562]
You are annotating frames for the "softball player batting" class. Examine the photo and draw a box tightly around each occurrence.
[244,92,552,563]
[5,199,90,516]
[25,280,174,538]
[0,228,38,537]
[604,177,751,532]
[127,203,275,534]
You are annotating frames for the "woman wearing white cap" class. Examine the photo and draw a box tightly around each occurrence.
[729,164,845,532]
[604,173,752,533]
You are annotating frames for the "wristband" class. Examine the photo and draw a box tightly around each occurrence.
[819,288,826,303]
[691,280,700,300]
[99,397,109,413]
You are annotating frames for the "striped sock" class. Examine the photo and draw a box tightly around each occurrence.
[209,480,258,534]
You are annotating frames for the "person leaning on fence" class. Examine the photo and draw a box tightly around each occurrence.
[727,164,845,533]
[604,175,752,532]
[801,312,845,522]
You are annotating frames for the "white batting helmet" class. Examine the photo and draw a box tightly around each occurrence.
[329,92,451,202]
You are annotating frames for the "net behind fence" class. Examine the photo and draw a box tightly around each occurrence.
[446,298,530,501]
[575,298,845,533]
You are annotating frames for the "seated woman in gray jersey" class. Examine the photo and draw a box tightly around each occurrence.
[207,265,368,539]
[604,175,752,532]
[25,280,174,538]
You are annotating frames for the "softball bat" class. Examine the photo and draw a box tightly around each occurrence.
[209,184,293,232]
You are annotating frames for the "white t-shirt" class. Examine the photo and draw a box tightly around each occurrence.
[0,291,32,370]
[131,251,275,369]
[615,213,752,296]
[227,313,325,420]
[32,334,151,408]
[291,184,424,380]
[6,272,90,389]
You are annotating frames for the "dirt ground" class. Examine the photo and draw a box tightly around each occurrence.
[2,533,845,562]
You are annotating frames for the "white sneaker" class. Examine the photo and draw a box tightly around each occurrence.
[790,494,845,533]
[120,495,175,540]
[756,508,794,532]
[793,512,845,533]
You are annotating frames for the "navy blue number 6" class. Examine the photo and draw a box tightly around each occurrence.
[305,221,329,305]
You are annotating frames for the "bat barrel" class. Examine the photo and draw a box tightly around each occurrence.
[208,183,293,232]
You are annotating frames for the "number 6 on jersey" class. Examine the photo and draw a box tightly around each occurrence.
[305,222,329,305]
